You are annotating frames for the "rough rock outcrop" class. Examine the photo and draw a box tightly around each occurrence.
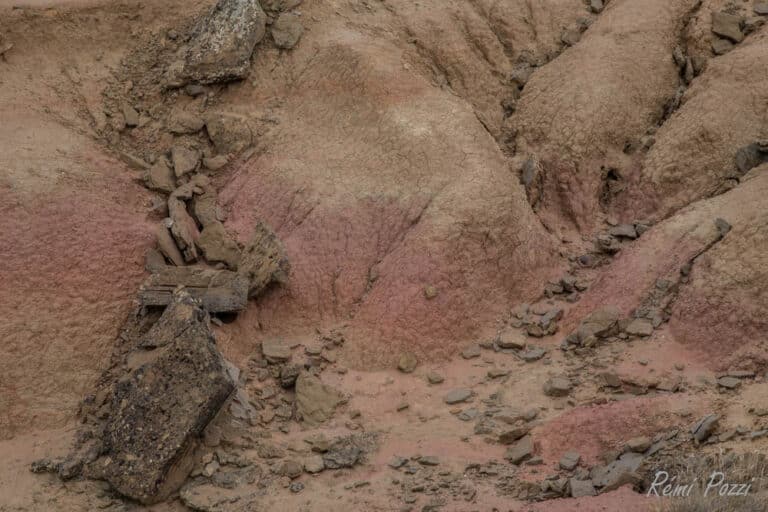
[177,0,267,85]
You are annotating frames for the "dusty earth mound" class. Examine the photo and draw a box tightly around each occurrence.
[2,0,768,511]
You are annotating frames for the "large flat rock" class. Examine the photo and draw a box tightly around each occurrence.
[99,292,236,503]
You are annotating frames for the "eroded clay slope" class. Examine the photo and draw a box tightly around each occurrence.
[512,0,698,233]
[622,23,768,220]
[218,16,565,365]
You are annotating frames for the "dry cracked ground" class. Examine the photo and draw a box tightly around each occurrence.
[2,0,768,511]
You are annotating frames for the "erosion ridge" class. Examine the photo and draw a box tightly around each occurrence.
[1,0,768,510]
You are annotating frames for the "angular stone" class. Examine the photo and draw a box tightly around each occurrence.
[203,155,229,171]
[543,376,572,397]
[577,307,620,341]
[180,483,249,512]
[504,435,533,465]
[540,307,564,329]
[167,110,205,134]
[717,376,741,389]
[461,344,481,359]
[418,456,440,466]
[237,222,290,299]
[521,347,546,362]
[97,292,236,503]
[561,28,581,46]
[497,329,526,350]
[426,372,444,384]
[304,455,325,474]
[261,339,291,363]
[171,146,201,177]
[279,364,301,388]
[735,143,768,173]
[625,318,653,337]
[589,0,603,14]
[712,37,734,55]
[322,436,365,469]
[711,12,744,43]
[122,103,139,127]
[155,223,185,266]
[560,452,581,471]
[295,372,343,426]
[278,460,303,479]
[487,368,510,379]
[271,13,303,49]
[192,187,220,228]
[197,222,241,269]
[138,266,249,313]
[570,478,596,498]
[205,112,253,154]
[599,371,622,388]
[608,224,637,239]
[443,388,473,404]
[180,0,267,84]
[590,452,643,491]
[170,174,209,200]
[398,352,418,373]
[499,425,531,444]
[144,159,176,193]
[691,414,719,442]
[625,436,651,453]
[756,2,768,15]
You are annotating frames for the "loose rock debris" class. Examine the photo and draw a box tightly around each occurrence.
[15,0,768,509]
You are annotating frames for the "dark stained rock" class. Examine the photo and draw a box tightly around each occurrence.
[97,292,236,503]
[178,0,267,85]
[735,142,768,173]
[237,221,290,299]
